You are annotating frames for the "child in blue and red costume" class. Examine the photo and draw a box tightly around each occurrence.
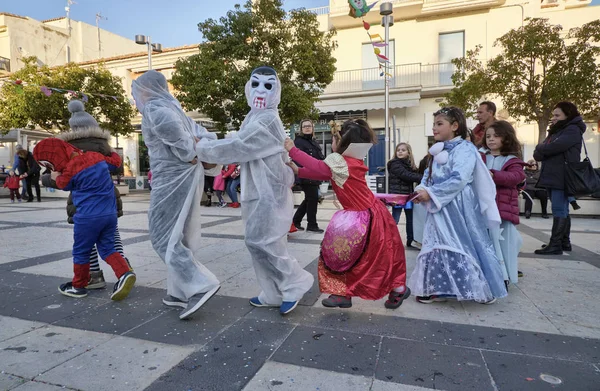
[33,138,136,300]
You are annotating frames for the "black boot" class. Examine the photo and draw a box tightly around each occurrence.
[535,217,568,255]
[562,216,572,251]
[525,210,531,219]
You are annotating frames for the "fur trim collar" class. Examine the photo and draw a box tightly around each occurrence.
[57,127,111,142]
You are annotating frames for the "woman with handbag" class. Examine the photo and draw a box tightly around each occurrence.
[533,101,586,255]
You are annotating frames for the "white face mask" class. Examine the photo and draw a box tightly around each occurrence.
[247,74,278,110]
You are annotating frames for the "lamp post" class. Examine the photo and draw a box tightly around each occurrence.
[380,2,393,192]
[135,35,163,70]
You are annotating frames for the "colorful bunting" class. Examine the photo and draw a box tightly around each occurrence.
[0,79,122,101]
[349,0,393,81]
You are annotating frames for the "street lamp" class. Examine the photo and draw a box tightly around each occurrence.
[380,2,393,192]
[135,35,163,70]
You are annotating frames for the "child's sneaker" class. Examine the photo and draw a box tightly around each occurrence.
[110,271,136,301]
[10,200,14,203]
[18,199,21,203]
[416,295,447,304]
[322,294,352,308]
[218,201,228,208]
[58,282,88,298]
[86,270,107,290]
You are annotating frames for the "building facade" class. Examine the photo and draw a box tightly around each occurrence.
[308,0,600,172]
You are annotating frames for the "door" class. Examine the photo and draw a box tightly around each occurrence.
[368,134,386,175]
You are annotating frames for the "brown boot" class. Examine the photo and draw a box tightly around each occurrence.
[86,270,107,289]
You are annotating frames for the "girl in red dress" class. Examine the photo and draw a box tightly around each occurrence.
[285,119,409,309]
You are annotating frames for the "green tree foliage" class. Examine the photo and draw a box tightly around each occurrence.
[444,18,600,143]
[0,57,135,136]
[171,0,337,132]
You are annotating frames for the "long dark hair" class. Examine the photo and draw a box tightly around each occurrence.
[482,120,522,159]
[336,119,377,155]
[425,107,468,184]
[433,107,469,140]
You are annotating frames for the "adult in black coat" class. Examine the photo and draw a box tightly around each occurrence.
[17,148,41,202]
[387,142,423,247]
[292,119,325,233]
[533,101,585,255]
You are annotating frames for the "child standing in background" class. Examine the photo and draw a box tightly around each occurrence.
[481,120,526,287]
[3,170,22,203]
[387,143,423,247]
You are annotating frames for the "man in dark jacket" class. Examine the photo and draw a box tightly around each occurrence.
[292,120,325,233]
[533,101,585,255]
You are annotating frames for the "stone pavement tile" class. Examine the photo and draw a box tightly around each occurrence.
[461,289,561,334]
[376,338,493,391]
[483,351,600,391]
[548,319,600,340]
[123,309,239,346]
[146,319,295,391]
[37,334,194,391]
[271,325,381,377]
[341,294,471,326]
[0,325,114,378]
[0,373,26,390]
[0,210,66,224]
[0,316,46,343]
[243,361,374,391]
[0,254,27,265]
[298,259,321,306]
[53,285,169,335]
[371,380,439,391]
[0,285,107,324]
[218,268,263,298]
[113,213,148,230]
[11,381,78,391]
[124,295,252,345]
[1,227,73,258]
[298,309,600,363]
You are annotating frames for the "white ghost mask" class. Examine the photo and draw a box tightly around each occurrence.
[245,67,281,111]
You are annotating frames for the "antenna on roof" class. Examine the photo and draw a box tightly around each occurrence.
[95,12,107,58]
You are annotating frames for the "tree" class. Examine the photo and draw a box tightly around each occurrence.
[444,18,600,143]
[0,57,135,136]
[171,0,337,132]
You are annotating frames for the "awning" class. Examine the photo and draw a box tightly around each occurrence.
[315,91,420,112]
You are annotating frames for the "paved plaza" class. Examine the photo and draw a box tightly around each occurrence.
[0,191,599,391]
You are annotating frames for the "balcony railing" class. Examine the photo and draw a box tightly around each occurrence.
[307,6,330,15]
[323,62,455,95]
[330,0,419,15]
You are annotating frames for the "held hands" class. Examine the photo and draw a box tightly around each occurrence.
[190,157,198,165]
[50,171,60,180]
[20,173,28,179]
[284,138,295,152]
[412,189,431,204]
[286,161,299,175]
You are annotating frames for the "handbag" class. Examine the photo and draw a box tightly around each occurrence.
[564,138,600,196]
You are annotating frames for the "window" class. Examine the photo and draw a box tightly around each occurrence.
[438,32,464,85]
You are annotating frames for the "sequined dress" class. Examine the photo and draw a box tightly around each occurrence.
[289,147,407,300]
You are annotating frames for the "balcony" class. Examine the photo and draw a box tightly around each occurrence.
[328,0,424,29]
[323,62,455,95]
[422,0,506,16]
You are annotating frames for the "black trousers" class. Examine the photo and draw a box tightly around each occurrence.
[26,174,41,201]
[293,184,320,229]
[524,189,548,215]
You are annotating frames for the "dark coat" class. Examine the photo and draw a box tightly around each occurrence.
[533,116,586,191]
[482,154,526,225]
[293,134,325,185]
[524,169,542,192]
[387,158,422,195]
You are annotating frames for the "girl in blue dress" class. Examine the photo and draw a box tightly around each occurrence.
[409,107,507,304]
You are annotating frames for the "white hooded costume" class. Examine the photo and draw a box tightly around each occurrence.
[195,66,314,305]
[132,70,220,301]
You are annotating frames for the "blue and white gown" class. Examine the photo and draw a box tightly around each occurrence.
[408,137,507,302]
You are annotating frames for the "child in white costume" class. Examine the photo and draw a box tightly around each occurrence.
[132,71,221,320]
[195,66,314,315]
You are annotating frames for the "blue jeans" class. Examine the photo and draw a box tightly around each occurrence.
[226,178,240,203]
[549,189,569,218]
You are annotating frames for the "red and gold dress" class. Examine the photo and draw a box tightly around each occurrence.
[289,147,407,300]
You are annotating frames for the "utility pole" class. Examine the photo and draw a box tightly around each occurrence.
[65,0,75,63]
[95,13,107,58]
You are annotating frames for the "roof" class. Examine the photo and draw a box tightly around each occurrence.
[0,12,28,20]
[75,43,200,66]
[41,16,66,23]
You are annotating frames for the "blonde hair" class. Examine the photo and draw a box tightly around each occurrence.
[395,142,417,170]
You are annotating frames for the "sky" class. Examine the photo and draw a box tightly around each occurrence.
[2,0,329,48]
[3,0,600,48]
